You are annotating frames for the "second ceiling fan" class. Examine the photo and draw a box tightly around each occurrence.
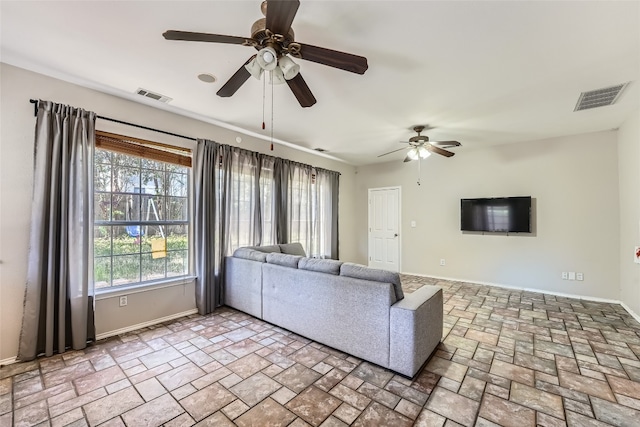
[379,126,462,162]
[163,0,368,108]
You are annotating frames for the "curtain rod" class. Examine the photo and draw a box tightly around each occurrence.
[29,99,197,142]
[28,99,340,175]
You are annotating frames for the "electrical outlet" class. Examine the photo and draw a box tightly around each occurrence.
[119,296,128,307]
[568,272,576,280]
[576,273,584,281]
[410,220,416,228]
[561,272,568,280]
[440,259,446,266]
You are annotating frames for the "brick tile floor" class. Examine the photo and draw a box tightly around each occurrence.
[2,275,640,426]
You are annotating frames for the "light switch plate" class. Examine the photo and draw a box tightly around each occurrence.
[568,272,576,280]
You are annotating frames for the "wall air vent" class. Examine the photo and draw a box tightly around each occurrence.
[135,88,172,103]
[574,82,629,111]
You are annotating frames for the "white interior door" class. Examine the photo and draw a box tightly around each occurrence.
[368,187,400,272]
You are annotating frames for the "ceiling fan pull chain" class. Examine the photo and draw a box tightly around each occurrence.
[417,159,421,186]
[262,74,266,130]
[270,71,274,151]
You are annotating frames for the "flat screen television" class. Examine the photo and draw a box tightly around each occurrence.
[460,196,532,233]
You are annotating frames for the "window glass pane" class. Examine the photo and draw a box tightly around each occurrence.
[140,169,164,195]
[168,173,188,197]
[112,194,141,221]
[94,226,112,256]
[94,163,112,192]
[114,152,140,167]
[95,150,112,165]
[167,250,188,277]
[115,167,141,193]
[167,225,188,251]
[142,158,165,171]
[94,257,111,289]
[112,254,140,286]
[142,252,166,282]
[113,226,141,255]
[141,195,165,221]
[95,193,111,221]
[167,197,188,221]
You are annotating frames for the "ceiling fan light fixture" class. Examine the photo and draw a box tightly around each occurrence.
[407,148,420,161]
[257,46,278,71]
[418,146,431,159]
[269,67,287,85]
[278,55,300,80]
[245,58,264,80]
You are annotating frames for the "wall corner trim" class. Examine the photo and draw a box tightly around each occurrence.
[619,301,640,324]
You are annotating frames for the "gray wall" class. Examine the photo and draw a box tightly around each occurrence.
[355,131,621,300]
[618,112,640,316]
[0,63,358,361]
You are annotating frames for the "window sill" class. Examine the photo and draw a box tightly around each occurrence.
[95,276,196,300]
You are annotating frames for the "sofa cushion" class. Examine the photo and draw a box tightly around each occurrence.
[233,247,268,262]
[279,242,307,256]
[266,253,302,268]
[298,258,343,275]
[340,263,404,301]
[251,245,282,253]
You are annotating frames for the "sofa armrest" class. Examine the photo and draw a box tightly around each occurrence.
[389,285,443,377]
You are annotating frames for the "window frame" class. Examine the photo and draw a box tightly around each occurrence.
[93,131,194,295]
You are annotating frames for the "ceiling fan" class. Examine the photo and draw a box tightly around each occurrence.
[163,0,368,108]
[378,126,461,162]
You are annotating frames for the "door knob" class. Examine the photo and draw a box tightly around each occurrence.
[394,233,398,237]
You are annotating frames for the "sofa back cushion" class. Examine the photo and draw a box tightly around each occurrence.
[279,242,307,256]
[233,247,269,262]
[298,258,343,275]
[266,253,302,268]
[340,263,404,301]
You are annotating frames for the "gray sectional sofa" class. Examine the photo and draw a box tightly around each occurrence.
[223,243,443,377]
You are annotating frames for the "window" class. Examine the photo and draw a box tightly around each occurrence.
[93,131,191,290]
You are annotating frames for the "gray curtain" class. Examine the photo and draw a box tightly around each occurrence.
[193,142,340,313]
[221,145,262,252]
[287,162,314,255]
[274,157,290,245]
[18,101,96,361]
[193,139,220,314]
[317,168,340,259]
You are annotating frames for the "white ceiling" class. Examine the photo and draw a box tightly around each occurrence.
[2,1,638,165]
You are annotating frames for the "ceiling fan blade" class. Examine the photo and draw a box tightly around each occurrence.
[378,147,408,158]
[163,30,250,45]
[403,155,414,163]
[298,43,368,74]
[286,73,316,108]
[432,140,462,148]
[427,144,455,157]
[266,0,300,36]
[216,55,255,98]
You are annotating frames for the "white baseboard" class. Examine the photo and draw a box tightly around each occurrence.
[403,271,640,322]
[0,356,17,366]
[96,308,199,341]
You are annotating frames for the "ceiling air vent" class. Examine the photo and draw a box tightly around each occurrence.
[574,82,629,111]
[135,88,172,103]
